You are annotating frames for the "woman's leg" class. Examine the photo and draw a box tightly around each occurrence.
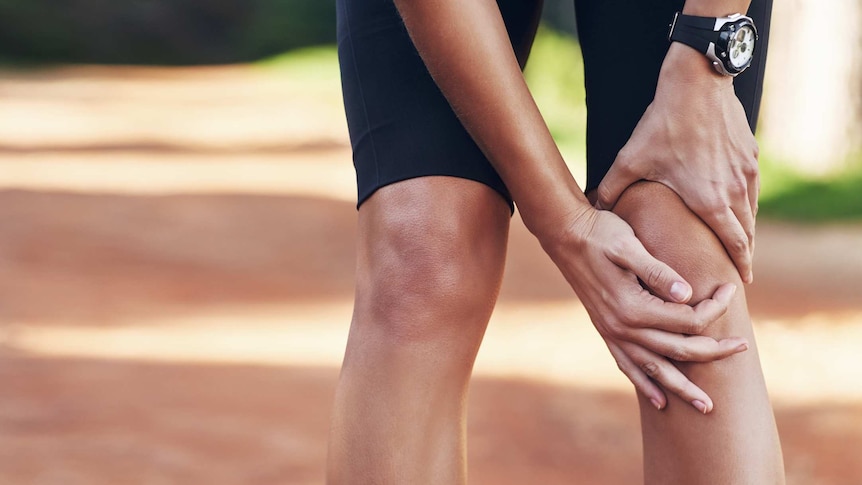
[613,181,785,484]
[327,176,511,484]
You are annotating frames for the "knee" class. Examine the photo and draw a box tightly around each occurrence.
[355,206,505,344]
[612,181,741,302]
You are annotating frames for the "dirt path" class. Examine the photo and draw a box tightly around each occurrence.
[1,65,861,484]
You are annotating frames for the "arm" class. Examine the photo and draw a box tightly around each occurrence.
[597,0,760,284]
[393,0,747,411]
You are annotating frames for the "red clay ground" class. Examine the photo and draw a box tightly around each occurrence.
[1,66,861,484]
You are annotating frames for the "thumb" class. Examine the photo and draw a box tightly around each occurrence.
[596,153,636,210]
[622,238,693,303]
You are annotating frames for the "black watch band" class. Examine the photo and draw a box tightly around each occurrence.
[667,13,717,55]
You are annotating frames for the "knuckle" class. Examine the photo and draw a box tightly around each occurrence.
[607,238,625,257]
[643,263,666,290]
[730,178,747,197]
[669,345,691,361]
[745,158,760,176]
[606,237,632,260]
[732,236,749,256]
[615,310,634,328]
[615,148,633,166]
[616,151,643,177]
[619,160,637,178]
[687,317,706,335]
[640,361,660,378]
[604,318,626,338]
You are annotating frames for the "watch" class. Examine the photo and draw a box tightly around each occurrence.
[667,12,758,77]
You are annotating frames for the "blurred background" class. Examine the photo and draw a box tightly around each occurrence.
[1,1,861,484]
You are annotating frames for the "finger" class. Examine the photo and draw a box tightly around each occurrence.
[702,207,752,283]
[748,171,760,218]
[624,283,737,335]
[620,342,715,413]
[749,175,760,262]
[596,153,637,211]
[731,197,756,283]
[606,339,667,410]
[627,328,749,363]
[606,236,693,304]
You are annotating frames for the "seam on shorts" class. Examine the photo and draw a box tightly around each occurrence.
[343,0,381,188]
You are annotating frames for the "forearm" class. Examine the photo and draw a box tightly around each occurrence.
[683,0,751,16]
[392,0,589,239]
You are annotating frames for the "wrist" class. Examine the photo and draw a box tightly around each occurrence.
[660,42,733,89]
[531,200,596,254]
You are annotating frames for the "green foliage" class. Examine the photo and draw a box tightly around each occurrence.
[523,27,587,173]
[0,0,335,64]
[257,45,343,115]
[240,0,336,63]
[758,158,862,223]
[257,45,339,79]
[0,0,582,65]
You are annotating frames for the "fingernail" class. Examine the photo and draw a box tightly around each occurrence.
[692,400,708,414]
[748,271,754,284]
[670,282,690,302]
[650,399,663,411]
[735,342,749,353]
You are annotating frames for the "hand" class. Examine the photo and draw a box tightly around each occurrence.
[541,205,747,412]
[596,44,760,284]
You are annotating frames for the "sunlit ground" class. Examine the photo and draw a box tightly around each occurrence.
[1,38,861,484]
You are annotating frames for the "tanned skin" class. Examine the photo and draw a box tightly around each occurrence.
[327,0,785,483]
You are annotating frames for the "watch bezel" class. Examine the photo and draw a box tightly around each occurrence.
[710,15,758,76]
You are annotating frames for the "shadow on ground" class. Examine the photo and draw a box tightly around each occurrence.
[2,190,861,325]
[1,353,859,485]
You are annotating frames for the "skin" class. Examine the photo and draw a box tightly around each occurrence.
[328,177,510,484]
[328,0,786,482]
[613,181,784,484]
[598,0,761,285]
[598,43,761,285]
[390,0,746,411]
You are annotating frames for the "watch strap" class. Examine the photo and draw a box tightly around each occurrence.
[668,13,718,55]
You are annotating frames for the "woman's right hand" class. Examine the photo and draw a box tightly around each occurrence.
[541,206,747,412]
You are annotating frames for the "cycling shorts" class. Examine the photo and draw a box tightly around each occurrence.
[337,0,772,211]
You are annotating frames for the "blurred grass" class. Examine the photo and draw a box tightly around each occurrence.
[523,27,587,172]
[758,157,862,223]
[256,45,340,96]
[264,26,862,223]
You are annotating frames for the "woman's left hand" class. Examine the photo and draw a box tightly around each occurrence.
[596,43,760,284]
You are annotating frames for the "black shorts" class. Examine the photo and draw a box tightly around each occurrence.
[336,0,772,211]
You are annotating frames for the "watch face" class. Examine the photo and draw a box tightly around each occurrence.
[728,25,756,69]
